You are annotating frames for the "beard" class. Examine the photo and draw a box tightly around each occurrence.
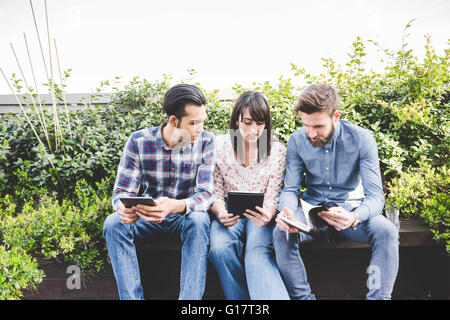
[307,123,335,147]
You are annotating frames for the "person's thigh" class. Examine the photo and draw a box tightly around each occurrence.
[210,218,246,249]
[160,213,186,236]
[332,214,385,244]
[104,211,167,242]
[154,211,211,243]
[245,219,274,250]
[337,214,398,246]
[129,214,167,241]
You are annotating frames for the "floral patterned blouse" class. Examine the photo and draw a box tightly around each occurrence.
[213,134,287,210]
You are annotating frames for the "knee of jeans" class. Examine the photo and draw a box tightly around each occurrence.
[209,238,239,263]
[103,212,122,240]
[370,216,399,245]
[185,211,210,229]
[183,212,210,242]
[272,226,286,245]
[245,245,273,268]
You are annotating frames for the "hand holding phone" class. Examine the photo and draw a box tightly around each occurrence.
[118,201,139,224]
[119,197,156,208]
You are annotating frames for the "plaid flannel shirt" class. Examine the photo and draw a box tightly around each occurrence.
[112,126,216,214]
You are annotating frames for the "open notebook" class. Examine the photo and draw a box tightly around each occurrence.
[279,200,334,241]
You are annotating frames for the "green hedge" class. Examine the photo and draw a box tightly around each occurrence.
[0,245,44,300]
[387,163,450,252]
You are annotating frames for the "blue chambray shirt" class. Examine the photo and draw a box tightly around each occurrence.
[278,120,385,222]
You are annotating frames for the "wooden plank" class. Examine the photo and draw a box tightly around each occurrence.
[22,277,118,300]
[22,263,119,300]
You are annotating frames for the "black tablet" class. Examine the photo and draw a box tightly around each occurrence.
[227,191,264,218]
[119,197,156,208]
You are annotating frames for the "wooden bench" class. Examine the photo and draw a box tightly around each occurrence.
[22,218,449,300]
[135,217,449,300]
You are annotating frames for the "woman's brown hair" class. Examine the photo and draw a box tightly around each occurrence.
[229,91,272,163]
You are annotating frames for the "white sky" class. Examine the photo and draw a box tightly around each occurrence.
[0,0,449,94]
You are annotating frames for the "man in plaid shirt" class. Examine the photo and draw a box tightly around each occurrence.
[103,84,215,300]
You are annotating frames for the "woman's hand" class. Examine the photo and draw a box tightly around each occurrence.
[244,206,274,228]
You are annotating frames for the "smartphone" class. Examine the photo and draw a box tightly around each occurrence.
[119,197,156,208]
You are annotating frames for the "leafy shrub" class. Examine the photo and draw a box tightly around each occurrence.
[387,163,450,252]
[0,179,112,274]
[290,27,449,182]
[0,245,44,300]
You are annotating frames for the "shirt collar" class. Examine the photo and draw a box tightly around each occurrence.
[154,125,165,148]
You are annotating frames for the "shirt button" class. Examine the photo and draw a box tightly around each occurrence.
[325,150,329,153]
[327,182,330,185]
[329,187,332,190]
[326,167,329,170]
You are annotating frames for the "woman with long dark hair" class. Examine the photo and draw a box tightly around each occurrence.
[208,91,289,299]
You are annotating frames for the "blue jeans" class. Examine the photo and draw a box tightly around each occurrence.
[208,218,290,300]
[103,211,210,300]
[273,205,399,300]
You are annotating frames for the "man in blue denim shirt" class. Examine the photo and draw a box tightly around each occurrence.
[274,84,399,300]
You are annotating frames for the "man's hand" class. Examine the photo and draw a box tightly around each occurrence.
[217,210,240,227]
[318,207,356,231]
[244,206,274,228]
[275,207,301,234]
[133,197,186,223]
[118,201,139,224]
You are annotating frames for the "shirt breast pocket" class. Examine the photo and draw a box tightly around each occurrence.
[336,161,357,185]
[180,161,196,177]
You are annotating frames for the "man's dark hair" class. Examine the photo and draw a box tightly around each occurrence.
[162,84,206,121]
[295,83,339,116]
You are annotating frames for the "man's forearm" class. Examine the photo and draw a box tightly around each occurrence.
[278,190,300,213]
